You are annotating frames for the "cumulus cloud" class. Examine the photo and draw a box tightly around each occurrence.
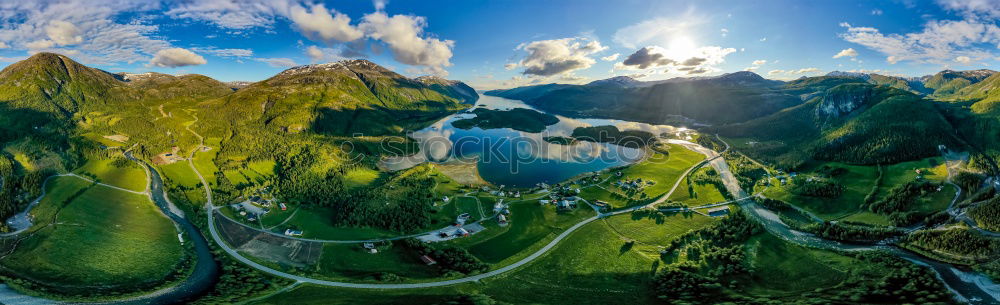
[306,45,324,61]
[839,20,1000,65]
[149,48,207,67]
[359,12,454,76]
[290,3,364,44]
[617,45,735,75]
[46,21,83,45]
[955,55,972,63]
[255,57,297,67]
[937,0,1000,19]
[833,48,858,58]
[621,46,675,69]
[601,53,620,61]
[512,37,606,77]
[26,40,56,49]
[504,62,518,70]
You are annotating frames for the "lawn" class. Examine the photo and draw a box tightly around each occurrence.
[3,183,185,289]
[74,159,147,192]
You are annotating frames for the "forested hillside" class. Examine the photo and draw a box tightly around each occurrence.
[0,53,476,230]
[486,71,802,125]
[710,83,961,168]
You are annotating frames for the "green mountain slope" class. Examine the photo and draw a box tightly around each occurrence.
[924,69,995,96]
[711,83,961,168]
[486,71,801,125]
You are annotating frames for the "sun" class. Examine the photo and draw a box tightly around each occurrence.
[666,36,698,60]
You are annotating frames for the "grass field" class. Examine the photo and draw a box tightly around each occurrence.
[461,200,594,265]
[192,137,221,186]
[277,206,399,240]
[603,211,718,247]
[618,144,705,199]
[158,161,200,188]
[313,243,440,280]
[668,166,728,206]
[4,182,184,288]
[74,159,147,192]
[736,234,854,296]
[343,167,382,189]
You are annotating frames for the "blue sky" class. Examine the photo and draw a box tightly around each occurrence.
[1,0,999,89]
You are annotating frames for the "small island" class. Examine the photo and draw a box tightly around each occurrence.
[451,108,559,133]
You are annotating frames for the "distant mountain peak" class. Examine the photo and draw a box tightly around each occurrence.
[586,76,642,87]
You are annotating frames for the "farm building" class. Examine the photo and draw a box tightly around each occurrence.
[284,229,303,236]
[420,255,437,265]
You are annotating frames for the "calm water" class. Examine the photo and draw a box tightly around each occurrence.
[381,95,688,187]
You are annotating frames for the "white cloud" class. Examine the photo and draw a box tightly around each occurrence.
[871,9,883,16]
[306,45,324,61]
[149,48,207,68]
[759,37,767,42]
[955,55,972,63]
[512,37,607,77]
[745,59,766,71]
[255,57,297,67]
[720,28,729,37]
[0,1,170,65]
[165,0,294,30]
[46,21,83,45]
[290,3,364,44]
[359,12,454,76]
[504,62,517,70]
[0,42,8,49]
[768,67,822,78]
[191,47,253,58]
[937,0,1000,19]
[601,53,620,61]
[833,48,858,58]
[26,40,55,49]
[840,19,1000,65]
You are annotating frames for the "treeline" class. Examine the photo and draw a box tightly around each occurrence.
[570,125,656,148]
[970,196,1000,231]
[802,221,902,243]
[786,176,845,198]
[403,239,489,276]
[902,228,1000,260]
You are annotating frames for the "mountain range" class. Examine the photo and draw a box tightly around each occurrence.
[487,68,1000,169]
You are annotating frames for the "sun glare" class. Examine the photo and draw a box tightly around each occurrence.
[666,36,698,59]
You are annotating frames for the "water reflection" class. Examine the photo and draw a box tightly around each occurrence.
[381,95,687,187]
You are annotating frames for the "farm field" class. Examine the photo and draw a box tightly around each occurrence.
[313,242,440,280]
[576,144,705,209]
[74,159,147,192]
[462,199,594,265]
[2,181,185,290]
[761,157,951,225]
[192,137,221,187]
[734,234,854,296]
[667,166,729,206]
